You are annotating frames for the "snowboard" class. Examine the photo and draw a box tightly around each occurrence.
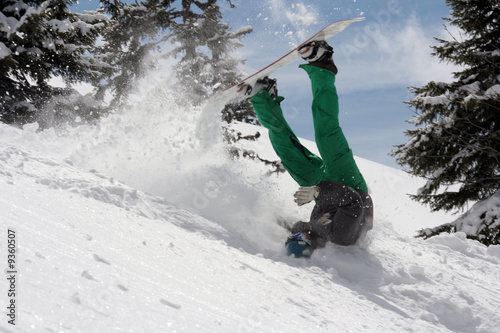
[197,17,365,145]
[216,17,365,103]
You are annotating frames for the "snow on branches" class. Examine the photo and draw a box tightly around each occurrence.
[392,0,499,245]
[392,2,500,205]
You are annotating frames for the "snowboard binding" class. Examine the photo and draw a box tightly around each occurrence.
[298,41,338,74]
[237,76,278,100]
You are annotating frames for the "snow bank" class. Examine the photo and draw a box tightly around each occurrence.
[420,191,500,245]
[2,124,500,332]
[452,191,500,237]
[2,62,500,332]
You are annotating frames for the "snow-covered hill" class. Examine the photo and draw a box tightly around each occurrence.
[1,78,500,333]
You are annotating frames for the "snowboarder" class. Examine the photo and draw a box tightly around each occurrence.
[242,41,373,258]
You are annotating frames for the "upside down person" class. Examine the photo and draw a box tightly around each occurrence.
[240,40,374,258]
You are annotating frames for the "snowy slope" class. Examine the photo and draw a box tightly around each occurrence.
[1,78,500,333]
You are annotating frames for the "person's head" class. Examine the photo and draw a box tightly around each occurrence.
[285,233,312,258]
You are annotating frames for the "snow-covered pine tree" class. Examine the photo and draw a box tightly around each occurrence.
[169,0,251,105]
[94,0,176,107]
[392,0,499,211]
[0,0,109,126]
[195,2,263,144]
[168,1,281,170]
[391,0,500,244]
[416,190,500,246]
[168,0,211,104]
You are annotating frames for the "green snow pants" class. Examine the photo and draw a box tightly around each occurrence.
[249,64,367,193]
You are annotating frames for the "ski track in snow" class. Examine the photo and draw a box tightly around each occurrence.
[1,81,500,332]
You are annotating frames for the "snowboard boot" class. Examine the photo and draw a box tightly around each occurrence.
[298,41,338,74]
[238,76,278,100]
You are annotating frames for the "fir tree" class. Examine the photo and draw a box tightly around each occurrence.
[416,189,500,246]
[392,0,499,245]
[169,0,251,105]
[392,0,500,213]
[94,0,176,107]
[165,0,275,169]
[0,0,109,126]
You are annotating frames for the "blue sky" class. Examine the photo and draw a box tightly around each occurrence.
[73,0,460,168]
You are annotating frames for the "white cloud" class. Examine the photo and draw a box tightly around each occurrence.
[337,14,463,93]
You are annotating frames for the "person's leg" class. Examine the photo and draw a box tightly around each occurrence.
[250,90,324,186]
[299,64,368,193]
